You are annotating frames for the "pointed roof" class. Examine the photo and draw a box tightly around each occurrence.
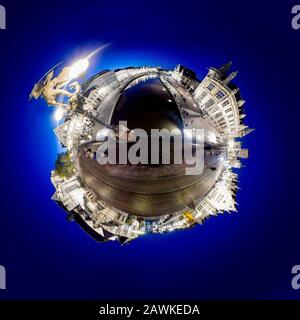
[51,192,60,202]
[208,61,233,80]
[218,61,232,76]
[54,120,70,147]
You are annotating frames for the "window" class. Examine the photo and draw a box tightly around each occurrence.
[217,194,223,202]
[209,105,219,113]
[225,108,232,113]
[222,100,230,107]
[227,113,234,119]
[207,83,215,91]
[65,184,78,193]
[199,91,207,100]
[204,99,215,109]
[214,112,222,119]
[215,90,226,99]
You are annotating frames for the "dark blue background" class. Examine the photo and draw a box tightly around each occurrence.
[0,0,299,299]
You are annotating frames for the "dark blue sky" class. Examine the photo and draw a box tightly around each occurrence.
[0,0,299,299]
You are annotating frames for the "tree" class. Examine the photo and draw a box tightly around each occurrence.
[55,152,75,178]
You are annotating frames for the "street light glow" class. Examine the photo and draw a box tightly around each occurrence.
[228,140,235,148]
[54,108,64,122]
[69,59,90,79]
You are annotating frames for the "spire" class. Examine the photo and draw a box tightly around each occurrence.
[224,71,238,84]
[230,88,239,96]
[218,61,232,76]
[238,127,255,137]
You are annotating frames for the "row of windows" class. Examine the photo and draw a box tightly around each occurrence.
[215,115,235,129]
[199,87,234,109]
[217,116,237,129]
[198,85,239,129]
[206,83,226,100]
